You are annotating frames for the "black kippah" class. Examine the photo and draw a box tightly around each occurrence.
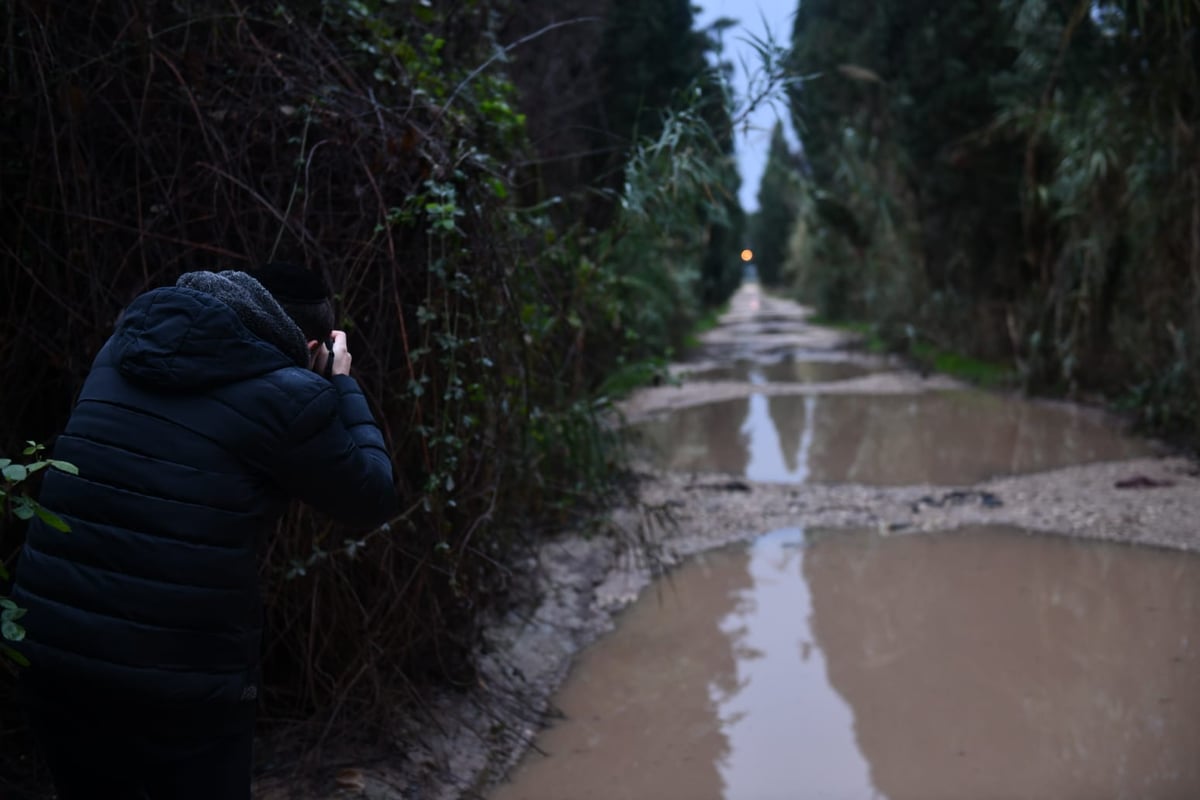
[248,262,330,304]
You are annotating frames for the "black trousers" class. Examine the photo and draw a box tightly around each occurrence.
[22,681,255,800]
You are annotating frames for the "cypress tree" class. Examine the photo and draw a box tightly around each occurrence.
[750,121,800,288]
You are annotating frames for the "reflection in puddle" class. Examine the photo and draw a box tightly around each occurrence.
[631,391,1155,485]
[682,359,872,385]
[490,528,1200,800]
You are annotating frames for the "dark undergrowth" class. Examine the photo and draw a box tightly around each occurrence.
[0,0,745,794]
[778,0,1200,451]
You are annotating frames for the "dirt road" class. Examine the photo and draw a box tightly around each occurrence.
[270,283,1200,799]
[628,282,1200,558]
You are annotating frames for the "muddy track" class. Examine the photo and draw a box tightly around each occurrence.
[626,284,1200,556]
[270,284,1200,800]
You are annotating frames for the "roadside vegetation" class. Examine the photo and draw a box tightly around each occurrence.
[753,0,1200,443]
[0,0,750,789]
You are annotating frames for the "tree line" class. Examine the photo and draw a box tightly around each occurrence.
[752,0,1200,442]
[0,0,741,787]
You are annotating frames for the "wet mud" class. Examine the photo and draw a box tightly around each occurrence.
[679,358,872,385]
[482,284,1200,800]
[494,527,1200,800]
[630,391,1156,485]
[289,284,1200,800]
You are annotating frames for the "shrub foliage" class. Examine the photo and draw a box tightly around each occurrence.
[0,0,744,776]
[783,0,1200,440]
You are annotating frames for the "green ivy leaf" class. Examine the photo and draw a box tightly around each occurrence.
[48,460,79,476]
[1,620,25,642]
[33,505,70,533]
[1,645,30,668]
[2,464,28,483]
[1,606,26,622]
[12,498,34,520]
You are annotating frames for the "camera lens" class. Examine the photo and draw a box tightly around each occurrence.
[323,338,335,379]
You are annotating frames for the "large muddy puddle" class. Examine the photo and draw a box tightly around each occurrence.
[491,527,1200,800]
[630,391,1155,485]
[681,359,873,385]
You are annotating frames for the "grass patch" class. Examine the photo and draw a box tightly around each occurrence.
[809,316,1016,386]
[597,358,673,399]
[683,302,729,350]
[597,301,733,401]
[808,316,887,354]
[908,342,1016,388]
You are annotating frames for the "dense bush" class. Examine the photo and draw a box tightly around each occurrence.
[783,0,1200,442]
[0,0,744,785]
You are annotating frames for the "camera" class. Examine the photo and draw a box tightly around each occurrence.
[322,337,335,379]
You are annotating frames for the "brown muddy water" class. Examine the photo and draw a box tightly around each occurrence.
[680,359,873,385]
[629,391,1156,485]
[490,526,1200,800]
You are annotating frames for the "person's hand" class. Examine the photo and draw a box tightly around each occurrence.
[328,330,352,376]
[309,330,352,377]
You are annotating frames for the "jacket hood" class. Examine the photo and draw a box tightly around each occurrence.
[114,275,309,391]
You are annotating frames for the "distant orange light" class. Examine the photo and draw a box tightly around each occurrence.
[740,249,754,262]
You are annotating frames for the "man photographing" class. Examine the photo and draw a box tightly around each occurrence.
[11,263,399,799]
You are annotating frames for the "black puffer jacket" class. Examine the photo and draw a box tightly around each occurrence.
[12,278,398,705]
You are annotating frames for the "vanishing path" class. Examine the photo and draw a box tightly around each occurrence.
[626,282,1200,557]
[323,282,1200,800]
[487,282,1200,800]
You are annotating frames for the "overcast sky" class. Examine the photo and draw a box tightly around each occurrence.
[694,0,800,213]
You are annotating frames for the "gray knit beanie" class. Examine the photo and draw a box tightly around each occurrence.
[176,270,309,366]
